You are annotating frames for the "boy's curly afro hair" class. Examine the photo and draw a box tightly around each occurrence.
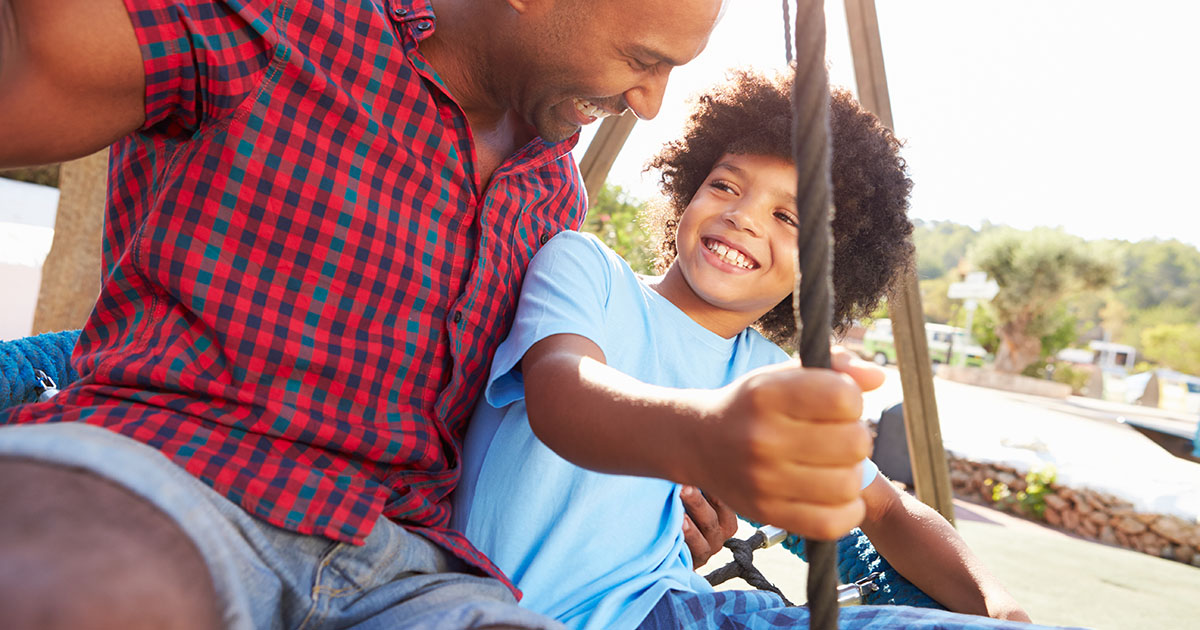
[643,69,915,346]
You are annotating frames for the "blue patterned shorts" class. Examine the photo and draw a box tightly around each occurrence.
[637,590,1086,630]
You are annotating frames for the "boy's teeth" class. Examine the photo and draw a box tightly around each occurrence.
[706,239,754,269]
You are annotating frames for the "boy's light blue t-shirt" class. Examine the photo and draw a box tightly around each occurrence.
[453,231,878,630]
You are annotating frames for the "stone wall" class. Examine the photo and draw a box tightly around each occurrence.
[948,457,1200,567]
[936,365,1073,399]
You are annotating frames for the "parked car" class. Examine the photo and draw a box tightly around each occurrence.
[862,319,988,367]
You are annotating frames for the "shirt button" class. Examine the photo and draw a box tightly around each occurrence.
[416,21,432,31]
[539,233,550,245]
[453,311,463,324]
[395,8,408,17]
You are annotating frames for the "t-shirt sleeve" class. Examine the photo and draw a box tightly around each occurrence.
[122,0,277,133]
[486,232,616,408]
[860,457,880,490]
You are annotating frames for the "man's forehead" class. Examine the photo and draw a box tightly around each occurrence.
[616,0,725,64]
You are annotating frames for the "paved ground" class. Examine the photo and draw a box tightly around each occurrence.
[709,498,1200,630]
[706,371,1200,630]
[863,369,1200,523]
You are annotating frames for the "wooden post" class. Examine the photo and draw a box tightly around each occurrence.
[32,150,108,334]
[578,111,638,207]
[843,0,955,524]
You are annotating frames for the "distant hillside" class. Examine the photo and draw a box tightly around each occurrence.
[912,219,1200,351]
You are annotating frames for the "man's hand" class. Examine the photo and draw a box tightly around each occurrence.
[679,485,737,568]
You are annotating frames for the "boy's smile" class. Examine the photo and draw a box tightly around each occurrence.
[653,153,800,338]
[700,236,758,271]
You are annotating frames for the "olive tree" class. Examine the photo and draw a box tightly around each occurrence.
[970,228,1114,373]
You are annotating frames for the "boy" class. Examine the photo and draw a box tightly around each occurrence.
[453,71,1048,630]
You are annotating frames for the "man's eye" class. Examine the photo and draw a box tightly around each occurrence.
[628,58,655,71]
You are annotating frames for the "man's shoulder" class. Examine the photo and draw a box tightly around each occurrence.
[538,231,626,271]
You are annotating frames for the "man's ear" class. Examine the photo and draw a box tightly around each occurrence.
[504,0,539,15]
[505,0,560,16]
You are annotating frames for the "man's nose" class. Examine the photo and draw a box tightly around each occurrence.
[624,70,670,121]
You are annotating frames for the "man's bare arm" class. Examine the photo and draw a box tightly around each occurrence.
[0,0,145,167]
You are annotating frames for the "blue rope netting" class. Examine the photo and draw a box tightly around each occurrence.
[745,521,943,608]
[0,329,81,410]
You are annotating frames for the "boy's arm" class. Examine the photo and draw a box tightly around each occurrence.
[858,475,1031,622]
[521,332,873,541]
[0,0,145,167]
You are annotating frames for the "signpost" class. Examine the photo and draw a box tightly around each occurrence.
[947,272,999,366]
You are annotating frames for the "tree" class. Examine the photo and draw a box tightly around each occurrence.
[1141,324,1200,376]
[918,273,956,324]
[33,151,107,334]
[581,184,655,274]
[0,164,61,187]
[970,228,1114,373]
[911,219,980,280]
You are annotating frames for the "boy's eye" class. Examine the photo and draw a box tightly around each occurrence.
[775,211,799,227]
[709,180,736,194]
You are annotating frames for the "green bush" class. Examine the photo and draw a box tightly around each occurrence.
[581,184,654,274]
[987,465,1057,520]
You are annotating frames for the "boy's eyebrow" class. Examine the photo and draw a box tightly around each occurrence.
[711,161,746,177]
[712,161,799,207]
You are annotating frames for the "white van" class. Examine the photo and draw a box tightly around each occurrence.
[862,319,988,367]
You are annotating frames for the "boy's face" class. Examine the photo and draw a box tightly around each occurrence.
[662,153,799,333]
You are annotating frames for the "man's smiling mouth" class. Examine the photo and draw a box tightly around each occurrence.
[573,98,620,121]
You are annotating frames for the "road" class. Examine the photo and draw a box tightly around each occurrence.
[861,368,1200,521]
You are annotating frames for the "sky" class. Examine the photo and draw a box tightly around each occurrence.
[572,0,1200,248]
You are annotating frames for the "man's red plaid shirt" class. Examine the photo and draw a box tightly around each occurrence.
[3,0,585,587]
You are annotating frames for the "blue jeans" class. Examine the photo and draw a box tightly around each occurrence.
[0,422,564,630]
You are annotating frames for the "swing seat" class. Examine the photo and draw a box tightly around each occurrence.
[0,329,942,609]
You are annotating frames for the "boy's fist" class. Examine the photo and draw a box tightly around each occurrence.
[684,361,873,541]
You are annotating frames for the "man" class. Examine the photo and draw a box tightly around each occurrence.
[0,0,875,628]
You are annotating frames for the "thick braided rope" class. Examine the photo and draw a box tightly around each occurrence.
[791,0,837,628]
[781,0,794,65]
[0,330,81,410]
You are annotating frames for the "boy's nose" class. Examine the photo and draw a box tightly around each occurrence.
[724,206,761,236]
